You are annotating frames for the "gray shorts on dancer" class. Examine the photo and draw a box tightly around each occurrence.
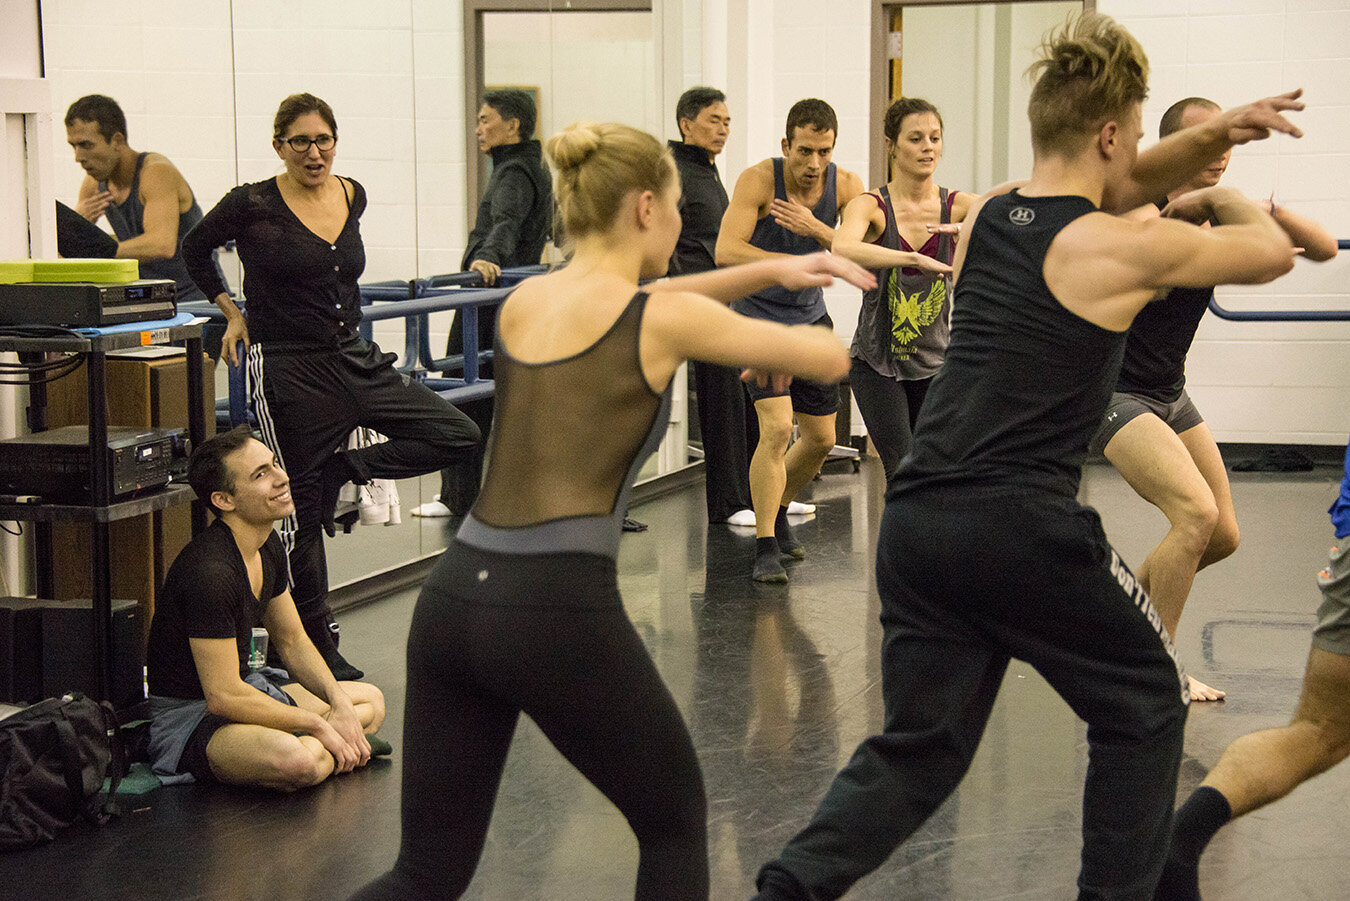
[1088,388,1205,456]
[1314,539,1350,656]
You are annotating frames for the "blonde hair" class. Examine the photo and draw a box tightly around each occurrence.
[546,122,675,242]
[1026,13,1149,157]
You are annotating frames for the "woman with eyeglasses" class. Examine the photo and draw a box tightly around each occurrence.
[182,93,481,683]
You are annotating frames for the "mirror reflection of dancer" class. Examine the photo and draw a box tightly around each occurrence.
[753,14,1306,900]
[1156,437,1350,901]
[1088,96,1338,702]
[833,98,969,479]
[353,122,872,900]
[717,99,866,582]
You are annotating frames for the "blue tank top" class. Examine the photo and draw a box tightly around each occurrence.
[1332,438,1350,539]
[732,158,837,324]
[101,153,218,302]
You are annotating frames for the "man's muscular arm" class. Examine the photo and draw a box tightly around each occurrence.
[1103,90,1306,213]
[111,157,184,260]
[715,162,787,266]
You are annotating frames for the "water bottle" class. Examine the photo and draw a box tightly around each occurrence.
[248,627,269,673]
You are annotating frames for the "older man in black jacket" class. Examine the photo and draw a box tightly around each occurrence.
[420,89,553,518]
[668,87,755,525]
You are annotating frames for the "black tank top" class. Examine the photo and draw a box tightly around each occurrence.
[457,291,673,559]
[892,191,1123,500]
[101,152,214,302]
[1114,201,1215,403]
[732,159,837,324]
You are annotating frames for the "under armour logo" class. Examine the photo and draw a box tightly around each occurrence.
[1009,207,1035,226]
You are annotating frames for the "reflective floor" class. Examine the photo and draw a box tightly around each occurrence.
[6,455,1348,900]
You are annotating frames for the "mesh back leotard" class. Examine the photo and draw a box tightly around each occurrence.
[457,290,673,559]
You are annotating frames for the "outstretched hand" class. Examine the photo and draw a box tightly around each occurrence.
[925,223,961,236]
[776,251,877,292]
[906,254,953,276]
[1219,89,1305,145]
[741,369,793,394]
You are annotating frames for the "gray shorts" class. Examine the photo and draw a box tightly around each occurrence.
[1088,389,1205,456]
[1313,540,1350,656]
[147,666,296,784]
[742,312,841,417]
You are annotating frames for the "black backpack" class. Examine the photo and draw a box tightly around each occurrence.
[0,694,124,850]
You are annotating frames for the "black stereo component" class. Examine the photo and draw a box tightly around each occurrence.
[41,598,144,709]
[0,598,44,703]
[0,279,176,327]
[0,597,144,707]
[0,425,189,503]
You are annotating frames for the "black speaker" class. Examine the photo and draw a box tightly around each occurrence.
[0,598,45,703]
[40,598,144,709]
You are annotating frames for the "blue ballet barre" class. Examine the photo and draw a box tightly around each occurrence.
[354,266,545,376]
[180,282,518,427]
[1206,239,1350,322]
[405,265,545,376]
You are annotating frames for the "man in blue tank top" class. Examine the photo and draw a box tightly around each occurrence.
[717,98,864,582]
[64,95,222,310]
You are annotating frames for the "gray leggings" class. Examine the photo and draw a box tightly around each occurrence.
[849,358,932,479]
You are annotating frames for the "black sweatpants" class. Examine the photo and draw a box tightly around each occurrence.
[353,543,708,900]
[692,360,754,522]
[849,358,931,480]
[757,487,1189,901]
[249,334,480,654]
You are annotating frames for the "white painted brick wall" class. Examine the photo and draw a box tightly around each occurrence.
[1103,0,1350,445]
[37,0,1350,444]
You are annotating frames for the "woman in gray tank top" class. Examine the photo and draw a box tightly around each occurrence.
[834,98,974,478]
[354,123,873,900]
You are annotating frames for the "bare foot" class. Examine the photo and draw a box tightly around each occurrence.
[1188,675,1226,702]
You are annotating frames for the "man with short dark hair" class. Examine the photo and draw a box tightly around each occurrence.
[460,88,552,288]
[64,94,224,310]
[668,86,753,525]
[418,88,553,518]
[145,426,388,791]
[716,98,865,581]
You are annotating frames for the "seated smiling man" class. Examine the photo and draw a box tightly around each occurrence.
[146,426,387,790]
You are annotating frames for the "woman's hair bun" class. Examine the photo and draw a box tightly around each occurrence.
[547,122,603,172]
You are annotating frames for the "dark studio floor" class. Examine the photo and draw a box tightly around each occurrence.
[4,454,1348,900]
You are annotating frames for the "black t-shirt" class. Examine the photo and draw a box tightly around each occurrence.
[894,191,1125,501]
[147,519,287,699]
[181,177,367,349]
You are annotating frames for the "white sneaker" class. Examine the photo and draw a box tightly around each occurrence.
[725,509,756,527]
[787,501,816,515]
[411,500,453,518]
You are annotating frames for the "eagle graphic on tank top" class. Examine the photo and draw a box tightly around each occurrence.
[887,268,947,360]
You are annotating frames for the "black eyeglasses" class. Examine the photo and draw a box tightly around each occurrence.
[280,134,336,153]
